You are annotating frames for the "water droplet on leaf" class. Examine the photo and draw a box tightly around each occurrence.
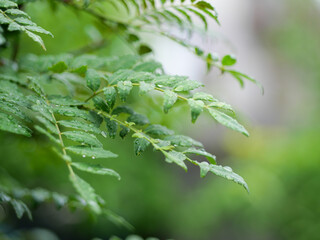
[101,131,107,138]
[224,166,233,172]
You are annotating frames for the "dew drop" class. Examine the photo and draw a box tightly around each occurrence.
[101,131,107,138]
[224,166,233,172]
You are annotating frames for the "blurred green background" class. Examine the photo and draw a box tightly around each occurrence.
[1,0,320,239]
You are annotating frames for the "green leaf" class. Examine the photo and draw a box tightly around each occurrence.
[7,22,23,31]
[34,125,60,144]
[0,112,31,137]
[71,162,120,180]
[48,95,85,106]
[86,68,101,91]
[208,164,249,192]
[144,124,174,137]
[35,116,58,134]
[0,100,31,122]
[104,209,134,231]
[183,147,216,164]
[58,120,101,134]
[193,92,215,102]
[49,61,68,73]
[208,108,249,136]
[138,44,152,55]
[108,69,134,85]
[222,54,237,66]
[32,104,54,123]
[72,65,87,76]
[127,113,149,126]
[187,7,208,30]
[194,1,214,10]
[117,81,132,101]
[105,118,118,138]
[163,90,177,113]
[127,33,139,42]
[24,25,53,37]
[188,99,204,123]
[208,101,234,113]
[52,106,91,121]
[89,110,103,127]
[164,135,203,148]
[0,13,10,24]
[154,139,173,151]
[14,17,35,26]
[134,138,150,156]
[62,131,102,147]
[66,146,118,159]
[198,161,210,178]
[5,9,29,18]
[30,188,51,202]
[139,81,155,95]
[25,30,46,50]
[163,151,187,171]
[10,199,32,220]
[119,126,130,139]
[226,70,264,94]
[0,0,17,8]
[155,75,187,88]
[69,173,101,214]
[93,96,109,112]
[174,80,203,92]
[52,192,68,208]
[112,105,134,115]
[103,87,117,110]
[127,72,155,83]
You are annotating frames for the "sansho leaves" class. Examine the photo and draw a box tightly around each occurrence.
[66,146,118,159]
[0,0,256,226]
[207,108,249,137]
[69,173,101,214]
[62,131,103,147]
[71,162,121,180]
[198,163,249,192]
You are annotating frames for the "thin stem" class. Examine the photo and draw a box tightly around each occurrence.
[45,99,74,176]
[84,107,201,169]
[83,106,159,148]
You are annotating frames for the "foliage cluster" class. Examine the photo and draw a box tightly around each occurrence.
[0,0,260,232]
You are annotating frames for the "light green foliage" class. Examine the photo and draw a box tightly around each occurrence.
[62,131,103,147]
[0,0,260,230]
[0,0,52,49]
[163,150,187,171]
[163,90,177,113]
[208,108,249,136]
[69,173,101,214]
[71,162,121,180]
[66,146,118,159]
[86,68,101,91]
[188,99,204,123]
